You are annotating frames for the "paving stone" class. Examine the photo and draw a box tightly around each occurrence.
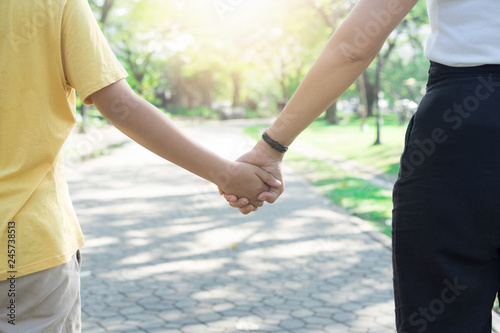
[303,316,334,327]
[196,312,222,323]
[340,302,364,312]
[279,318,305,330]
[323,322,351,333]
[348,328,369,333]
[291,308,314,318]
[208,317,239,329]
[148,329,183,333]
[139,320,168,330]
[218,309,250,317]
[352,318,378,328]
[169,317,201,327]
[158,309,185,321]
[81,323,106,333]
[301,299,323,308]
[174,299,198,309]
[292,329,326,333]
[212,302,235,313]
[332,311,356,323]
[126,313,160,322]
[120,305,145,315]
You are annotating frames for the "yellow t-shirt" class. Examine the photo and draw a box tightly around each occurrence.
[0,0,128,281]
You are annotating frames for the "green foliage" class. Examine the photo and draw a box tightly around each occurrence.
[381,0,430,105]
[80,0,430,121]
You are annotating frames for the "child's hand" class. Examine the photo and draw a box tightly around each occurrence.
[219,140,285,214]
[217,161,281,212]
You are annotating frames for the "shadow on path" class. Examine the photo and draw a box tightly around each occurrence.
[68,121,395,333]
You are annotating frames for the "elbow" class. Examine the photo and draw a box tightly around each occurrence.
[335,40,381,65]
[103,90,141,124]
[92,79,141,124]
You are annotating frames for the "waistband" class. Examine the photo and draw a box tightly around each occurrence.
[430,61,500,75]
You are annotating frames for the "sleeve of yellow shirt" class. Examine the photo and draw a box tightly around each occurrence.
[61,0,128,105]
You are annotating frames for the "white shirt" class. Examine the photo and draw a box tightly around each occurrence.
[425,0,500,67]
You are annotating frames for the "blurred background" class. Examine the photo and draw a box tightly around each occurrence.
[73,0,431,236]
[78,0,429,128]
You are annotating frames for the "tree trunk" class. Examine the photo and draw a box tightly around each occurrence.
[360,71,377,117]
[358,74,368,128]
[100,0,114,25]
[231,72,240,107]
[197,70,213,107]
[79,104,90,133]
[324,102,339,124]
[374,109,382,145]
[372,39,396,145]
[279,57,289,109]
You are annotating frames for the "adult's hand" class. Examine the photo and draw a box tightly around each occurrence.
[220,138,285,214]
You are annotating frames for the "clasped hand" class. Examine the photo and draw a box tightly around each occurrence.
[218,140,285,214]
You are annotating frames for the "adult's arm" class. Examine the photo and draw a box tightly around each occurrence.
[225,0,418,211]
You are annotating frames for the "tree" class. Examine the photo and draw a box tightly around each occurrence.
[301,0,429,146]
[303,0,357,124]
[77,0,428,126]
[371,0,429,144]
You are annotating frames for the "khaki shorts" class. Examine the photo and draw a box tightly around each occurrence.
[0,251,82,333]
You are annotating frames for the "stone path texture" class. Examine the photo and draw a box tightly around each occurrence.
[67,120,398,333]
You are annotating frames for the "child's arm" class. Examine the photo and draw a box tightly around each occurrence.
[89,79,281,210]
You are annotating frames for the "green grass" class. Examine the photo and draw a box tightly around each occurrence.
[243,125,265,141]
[298,115,407,177]
[244,115,409,237]
[245,115,408,177]
[286,151,394,236]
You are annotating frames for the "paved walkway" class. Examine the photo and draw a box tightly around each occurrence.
[67,120,397,333]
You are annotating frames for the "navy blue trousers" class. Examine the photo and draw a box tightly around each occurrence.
[393,62,500,333]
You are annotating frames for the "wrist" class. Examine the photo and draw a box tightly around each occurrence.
[255,139,285,162]
[262,130,288,153]
[266,127,294,147]
[208,158,238,189]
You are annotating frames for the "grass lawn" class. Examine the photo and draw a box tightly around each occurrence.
[244,114,410,237]
[297,115,408,177]
[285,151,394,236]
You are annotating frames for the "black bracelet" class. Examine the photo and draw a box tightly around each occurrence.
[262,130,288,153]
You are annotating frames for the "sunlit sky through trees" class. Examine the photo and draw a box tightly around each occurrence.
[89,0,429,115]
